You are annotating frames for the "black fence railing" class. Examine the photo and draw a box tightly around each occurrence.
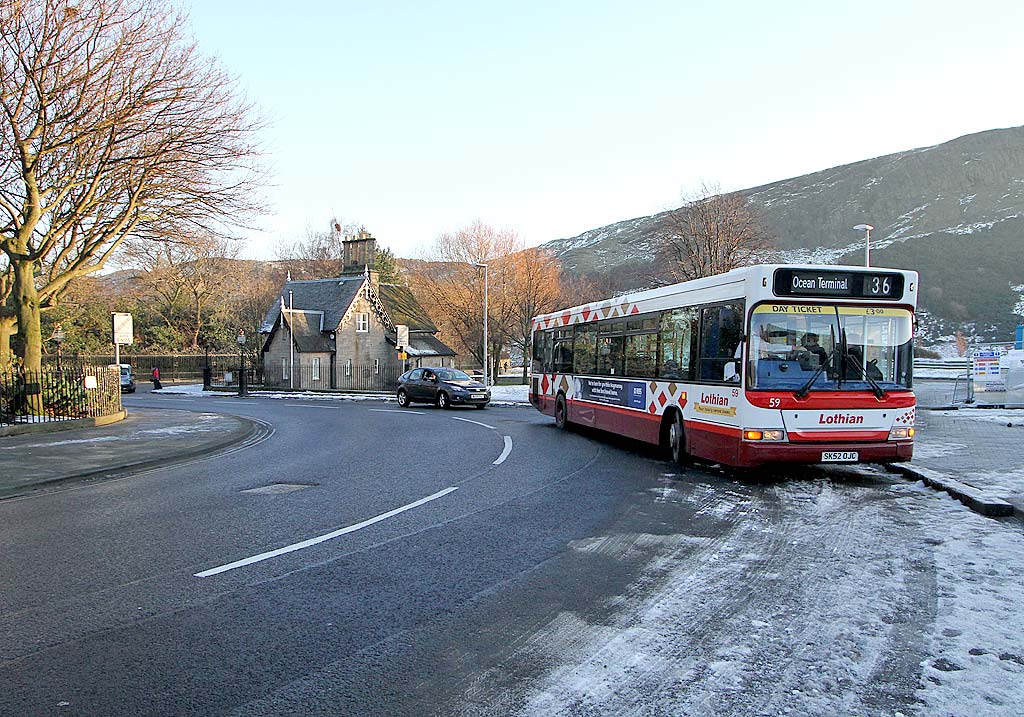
[1,366,122,427]
[43,354,253,383]
[261,363,402,392]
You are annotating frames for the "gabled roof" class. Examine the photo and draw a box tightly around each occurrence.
[283,310,333,353]
[261,277,365,333]
[378,283,437,332]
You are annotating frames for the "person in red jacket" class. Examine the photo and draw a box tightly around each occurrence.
[151,366,162,390]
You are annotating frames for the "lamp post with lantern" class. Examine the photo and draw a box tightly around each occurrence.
[237,329,247,397]
[51,323,66,374]
[853,224,874,267]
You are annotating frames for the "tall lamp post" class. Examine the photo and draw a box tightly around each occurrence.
[237,329,247,397]
[473,262,489,388]
[51,323,65,374]
[853,223,874,267]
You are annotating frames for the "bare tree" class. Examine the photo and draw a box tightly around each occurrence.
[505,248,563,381]
[411,222,518,378]
[0,0,265,377]
[273,226,348,279]
[120,234,244,349]
[412,222,565,381]
[657,183,774,282]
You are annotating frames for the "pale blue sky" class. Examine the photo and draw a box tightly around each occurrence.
[185,0,1024,259]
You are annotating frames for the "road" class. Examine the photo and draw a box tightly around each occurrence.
[1,391,1019,716]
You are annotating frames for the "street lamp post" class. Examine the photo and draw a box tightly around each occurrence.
[853,224,874,267]
[51,324,65,374]
[473,262,489,388]
[237,329,247,397]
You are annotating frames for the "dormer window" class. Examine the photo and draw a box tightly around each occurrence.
[355,312,369,332]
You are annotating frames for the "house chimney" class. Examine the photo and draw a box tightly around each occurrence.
[342,229,378,276]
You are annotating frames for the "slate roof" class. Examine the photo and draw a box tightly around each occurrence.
[283,310,333,353]
[387,331,457,357]
[260,277,365,333]
[378,283,437,332]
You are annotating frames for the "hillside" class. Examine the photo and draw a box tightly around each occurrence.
[542,126,1024,341]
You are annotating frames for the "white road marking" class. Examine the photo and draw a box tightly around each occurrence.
[450,416,496,430]
[369,409,425,415]
[194,487,459,577]
[493,436,513,465]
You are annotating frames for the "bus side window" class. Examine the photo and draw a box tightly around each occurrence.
[574,324,597,375]
[658,308,696,380]
[553,328,574,374]
[698,303,743,382]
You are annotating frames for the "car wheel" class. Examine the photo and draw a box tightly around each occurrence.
[668,411,689,465]
[397,389,410,407]
[437,392,450,409]
[554,394,569,430]
[475,403,487,409]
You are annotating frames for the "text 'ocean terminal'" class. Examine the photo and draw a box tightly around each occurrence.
[793,275,849,292]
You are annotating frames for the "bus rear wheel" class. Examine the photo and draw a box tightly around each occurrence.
[554,394,570,430]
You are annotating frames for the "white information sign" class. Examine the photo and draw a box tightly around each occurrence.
[112,312,134,345]
[972,349,1006,393]
[396,324,409,350]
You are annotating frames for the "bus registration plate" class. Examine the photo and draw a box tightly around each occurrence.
[822,451,858,462]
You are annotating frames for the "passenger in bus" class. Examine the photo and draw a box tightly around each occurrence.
[799,333,829,369]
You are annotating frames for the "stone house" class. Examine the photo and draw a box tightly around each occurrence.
[260,231,457,390]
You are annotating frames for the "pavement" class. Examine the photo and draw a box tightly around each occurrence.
[0,405,263,500]
[1,381,1021,518]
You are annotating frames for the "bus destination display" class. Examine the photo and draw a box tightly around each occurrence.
[773,269,904,300]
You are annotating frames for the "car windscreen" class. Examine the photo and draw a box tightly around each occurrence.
[436,369,471,381]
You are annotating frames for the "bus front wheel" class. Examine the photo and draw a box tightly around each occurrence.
[555,394,570,430]
[668,411,689,465]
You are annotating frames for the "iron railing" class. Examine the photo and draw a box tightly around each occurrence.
[44,354,254,383]
[0,366,122,427]
[261,363,402,392]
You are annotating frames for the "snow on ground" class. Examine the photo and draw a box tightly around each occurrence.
[463,479,1024,717]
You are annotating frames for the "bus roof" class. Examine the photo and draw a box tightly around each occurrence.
[533,264,918,329]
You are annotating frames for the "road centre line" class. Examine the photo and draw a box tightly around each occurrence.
[449,416,496,430]
[493,436,513,465]
[194,487,459,578]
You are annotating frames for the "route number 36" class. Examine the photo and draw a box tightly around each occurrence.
[869,276,891,295]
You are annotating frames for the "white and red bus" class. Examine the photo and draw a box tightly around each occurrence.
[529,264,918,468]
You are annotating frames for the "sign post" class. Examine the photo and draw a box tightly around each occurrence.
[111,312,133,366]
[396,324,409,372]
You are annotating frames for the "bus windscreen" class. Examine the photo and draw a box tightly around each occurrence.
[748,304,913,391]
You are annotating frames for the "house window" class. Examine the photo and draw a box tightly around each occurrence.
[282,358,287,380]
[374,359,380,374]
[312,357,320,381]
[345,358,352,377]
[356,312,369,332]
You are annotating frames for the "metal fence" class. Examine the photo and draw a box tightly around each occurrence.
[44,354,250,383]
[261,363,402,392]
[0,365,122,427]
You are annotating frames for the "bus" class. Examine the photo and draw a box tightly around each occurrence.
[529,264,918,468]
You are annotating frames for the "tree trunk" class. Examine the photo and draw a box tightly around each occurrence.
[0,315,16,369]
[12,258,44,414]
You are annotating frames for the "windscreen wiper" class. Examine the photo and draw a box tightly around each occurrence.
[842,347,887,399]
[794,348,834,399]
[794,323,837,399]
